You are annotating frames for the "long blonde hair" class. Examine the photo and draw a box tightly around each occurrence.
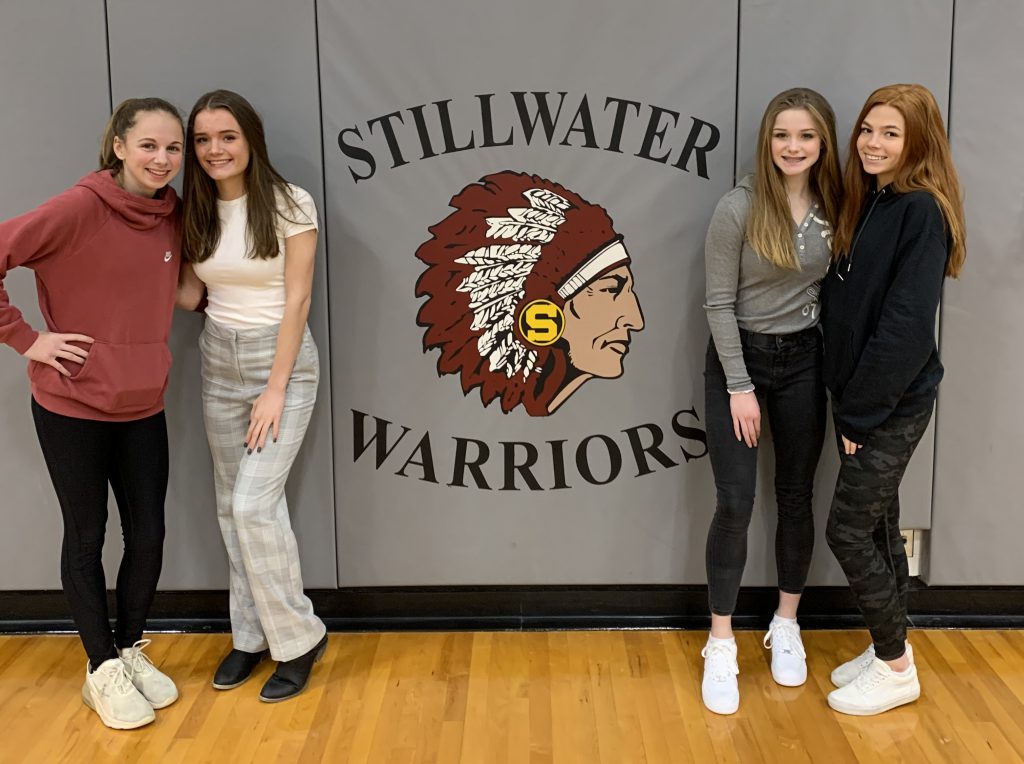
[747,88,842,270]
[834,84,966,278]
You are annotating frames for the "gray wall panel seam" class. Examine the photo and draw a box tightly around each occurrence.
[732,0,741,186]
[927,0,957,570]
[312,0,340,589]
[947,0,956,136]
[102,0,112,113]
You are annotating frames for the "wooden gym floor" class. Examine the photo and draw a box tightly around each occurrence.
[0,629,1022,763]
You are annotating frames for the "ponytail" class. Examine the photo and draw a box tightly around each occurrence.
[99,97,183,172]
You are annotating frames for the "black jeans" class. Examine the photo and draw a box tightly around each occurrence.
[826,405,932,661]
[704,328,826,616]
[31,398,168,668]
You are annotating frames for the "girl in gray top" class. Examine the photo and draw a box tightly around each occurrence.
[699,88,842,715]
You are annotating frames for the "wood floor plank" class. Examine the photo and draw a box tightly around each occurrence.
[605,630,651,763]
[662,632,721,763]
[348,633,400,763]
[1,630,1023,763]
[459,631,494,763]
[526,631,554,764]
[583,630,623,764]
[547,631,599,764]
[908,630,1009,763]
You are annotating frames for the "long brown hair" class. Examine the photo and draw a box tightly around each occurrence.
[748,88,842,270]
[99,97,182,173]
[834,84,966,277]
[183,89,302,262]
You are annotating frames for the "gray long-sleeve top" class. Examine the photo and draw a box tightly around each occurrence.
[703,175,833,392]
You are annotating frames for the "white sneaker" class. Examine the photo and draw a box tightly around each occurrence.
[82,658,156,729]
[831,642,913,688]
[827,657,920,716]
[120,639,179,709]
[701,638,740,715]
[763,615,806,687]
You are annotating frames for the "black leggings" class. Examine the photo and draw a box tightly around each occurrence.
[704,329,826,616]
[31,398,168,668]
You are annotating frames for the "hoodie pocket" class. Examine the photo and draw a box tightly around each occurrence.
[32,340,171,416]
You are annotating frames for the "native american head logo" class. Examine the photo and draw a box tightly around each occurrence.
[415,171,644,416]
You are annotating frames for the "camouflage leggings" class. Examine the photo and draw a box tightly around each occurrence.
[825,405,932,661]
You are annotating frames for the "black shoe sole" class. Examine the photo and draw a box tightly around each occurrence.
[211,650,268,690]
[258,686,306,704]
[258,636,328,703]
[211,676,252,691]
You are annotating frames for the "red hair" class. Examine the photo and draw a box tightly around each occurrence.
[834,84,966,277]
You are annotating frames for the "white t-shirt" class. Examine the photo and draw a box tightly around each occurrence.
[193,184,318,328]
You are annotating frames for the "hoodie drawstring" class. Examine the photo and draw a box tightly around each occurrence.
[839,189,885,281]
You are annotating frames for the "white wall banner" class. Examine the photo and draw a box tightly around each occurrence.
[320,1,736,584]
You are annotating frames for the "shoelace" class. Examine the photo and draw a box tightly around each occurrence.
[701,643,739,682]
[850,646,875,673]
[122,638,156,678]
[95,661,137,697]
[763,621,806,659]
[852,661,889,693]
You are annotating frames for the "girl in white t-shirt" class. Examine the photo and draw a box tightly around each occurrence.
[178,89,326,703]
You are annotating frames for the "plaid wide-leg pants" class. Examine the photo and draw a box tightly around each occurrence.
[199,318,326,662]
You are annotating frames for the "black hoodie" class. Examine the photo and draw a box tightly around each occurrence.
[820,187,950,443]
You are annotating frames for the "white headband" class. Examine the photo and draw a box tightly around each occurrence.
[557,239,630,299]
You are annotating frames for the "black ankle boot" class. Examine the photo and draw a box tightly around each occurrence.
[259,634,328,703]
[212,648,268,690]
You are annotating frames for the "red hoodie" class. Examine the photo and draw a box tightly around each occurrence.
[0,170,181,421]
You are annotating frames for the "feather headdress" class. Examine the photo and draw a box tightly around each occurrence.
[415,171,620,416]
[455,188,573,380]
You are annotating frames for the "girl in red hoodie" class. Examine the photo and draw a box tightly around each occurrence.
[0,98,183,730]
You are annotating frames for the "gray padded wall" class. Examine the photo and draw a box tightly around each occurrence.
[927,0,1024,584]
[320,0,737,585]
[734,0,954,585]
[2,0,1022,594]
[0,1,111,587]
[104,0,336,588]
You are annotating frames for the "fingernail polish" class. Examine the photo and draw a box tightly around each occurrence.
[247,448,252,455]
[257,447,262,453]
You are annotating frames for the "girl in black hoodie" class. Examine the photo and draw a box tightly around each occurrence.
[820,84,966,716]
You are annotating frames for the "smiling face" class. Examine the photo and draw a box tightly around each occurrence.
[560,263,644,379]
[771,108,822,179]
[112,110,183,197]
[192,108,251,200]
[857,104,905,187]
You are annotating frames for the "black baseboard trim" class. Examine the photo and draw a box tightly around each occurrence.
[1,584,1022,634]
